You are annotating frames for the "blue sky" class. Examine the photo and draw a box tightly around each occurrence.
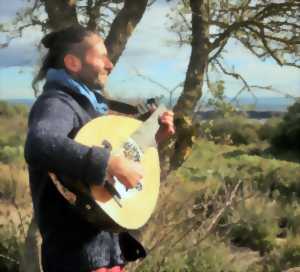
[0,0,299,101]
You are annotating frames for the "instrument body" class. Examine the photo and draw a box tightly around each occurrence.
[50,114,161,230]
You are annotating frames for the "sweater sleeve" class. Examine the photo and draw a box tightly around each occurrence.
[24,95,109,185]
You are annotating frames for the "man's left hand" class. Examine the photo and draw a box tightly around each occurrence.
[155,111,175,144]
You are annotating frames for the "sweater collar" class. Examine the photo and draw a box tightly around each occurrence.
[46,68,108,115]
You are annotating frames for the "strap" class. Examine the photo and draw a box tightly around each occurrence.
[95,93,140,115]
[44,82,159,120]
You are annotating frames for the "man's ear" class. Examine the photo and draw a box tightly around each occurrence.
[64,54,82,73]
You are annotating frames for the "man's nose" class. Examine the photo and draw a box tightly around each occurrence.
[105,57,114,73]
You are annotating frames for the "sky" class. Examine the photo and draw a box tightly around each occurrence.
[0,0,299,101]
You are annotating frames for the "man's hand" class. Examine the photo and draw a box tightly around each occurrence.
[155,111,175,144]
[106,155,144,189]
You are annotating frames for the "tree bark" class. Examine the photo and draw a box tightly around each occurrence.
[164,0,209,171]
[43,0,79,31]
[174,0,209,117]
[105,0,148,64]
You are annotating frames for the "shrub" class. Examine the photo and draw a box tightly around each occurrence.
[0,146,23,164]
[0,101,28,118]
[258,117,282,141]
[138,239,242,272]
[228,198,279,255]
[0,221,21,272]
[200,116,261,145]
[265,166,300,202]
[271,100,300,151]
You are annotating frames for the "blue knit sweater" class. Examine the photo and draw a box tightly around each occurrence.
[25,81,145,272]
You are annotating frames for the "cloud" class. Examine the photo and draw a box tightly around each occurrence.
[0,0,26,22]
[0,27,42,68]
[220,41,300,96]
[0,0,42,68]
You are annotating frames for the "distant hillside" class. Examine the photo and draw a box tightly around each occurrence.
[3,95,298,113]
[196,110,285,120]
[5,99,35,107]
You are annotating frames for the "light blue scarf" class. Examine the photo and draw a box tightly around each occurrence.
[46,68,109,115]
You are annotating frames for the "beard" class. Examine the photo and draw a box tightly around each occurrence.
[77,62,105,91]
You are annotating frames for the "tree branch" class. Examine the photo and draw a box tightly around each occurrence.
[105,0,149,64]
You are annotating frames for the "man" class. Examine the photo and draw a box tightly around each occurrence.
[25,25,174,272]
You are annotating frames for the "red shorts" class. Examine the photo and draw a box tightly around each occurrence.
[92,266,125,272]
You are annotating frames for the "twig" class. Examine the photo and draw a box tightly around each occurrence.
[0,253,19,265]
[133,68,183,107]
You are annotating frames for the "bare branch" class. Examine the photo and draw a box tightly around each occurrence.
[208,38,227,63]
[134,68,183,107]
[0,254,19,265]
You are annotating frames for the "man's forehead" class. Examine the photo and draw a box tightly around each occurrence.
[84,34,106,53]
[85,33,103,45]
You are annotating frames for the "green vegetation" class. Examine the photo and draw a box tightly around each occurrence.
[0,101,30,272]
[134,100,300,271]
[271,100,300,151]
[1,100,300,271]
[0,101,28,164]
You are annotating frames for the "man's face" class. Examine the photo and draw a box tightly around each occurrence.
[78,34,113,90]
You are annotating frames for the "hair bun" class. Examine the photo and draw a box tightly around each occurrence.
[41,31,59,49]
[41,26,90,49]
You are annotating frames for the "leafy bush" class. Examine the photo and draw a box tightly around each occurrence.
[200,116,261,145]
[279,237,300,268]
[265,166,300,202]
[138,239,243,272]
[0,101,28,118]
[0,146,23,164]
[0,220,21,272]
[228,198,279,255]
[271,100,300,151]
[278,203,300,235]
[258,117,282,141]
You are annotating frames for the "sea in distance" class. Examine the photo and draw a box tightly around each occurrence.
[3,95,298,112]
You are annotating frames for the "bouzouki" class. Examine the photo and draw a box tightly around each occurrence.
[49,101,166,231]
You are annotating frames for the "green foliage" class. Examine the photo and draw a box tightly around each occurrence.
[250,235,300,272]
[271,100,300,151]
[0,146,24,164]
[0,221,21,272]
[258,117,282,141]
[200,116,261,145]
[265,166,300,202]
[228,198,279,255]
[0,101,28,164]
[206,80,237,118]
[0,101,28,118]
[278,203,300,235]
[138,238,244,272]
[279,236,300,268]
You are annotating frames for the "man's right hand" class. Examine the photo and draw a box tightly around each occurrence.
[106,155,144,189]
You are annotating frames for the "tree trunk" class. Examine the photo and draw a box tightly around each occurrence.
[174,0,209,117]
[43,0,79,31]
[105,0,148,64]
[162,0,209,172]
